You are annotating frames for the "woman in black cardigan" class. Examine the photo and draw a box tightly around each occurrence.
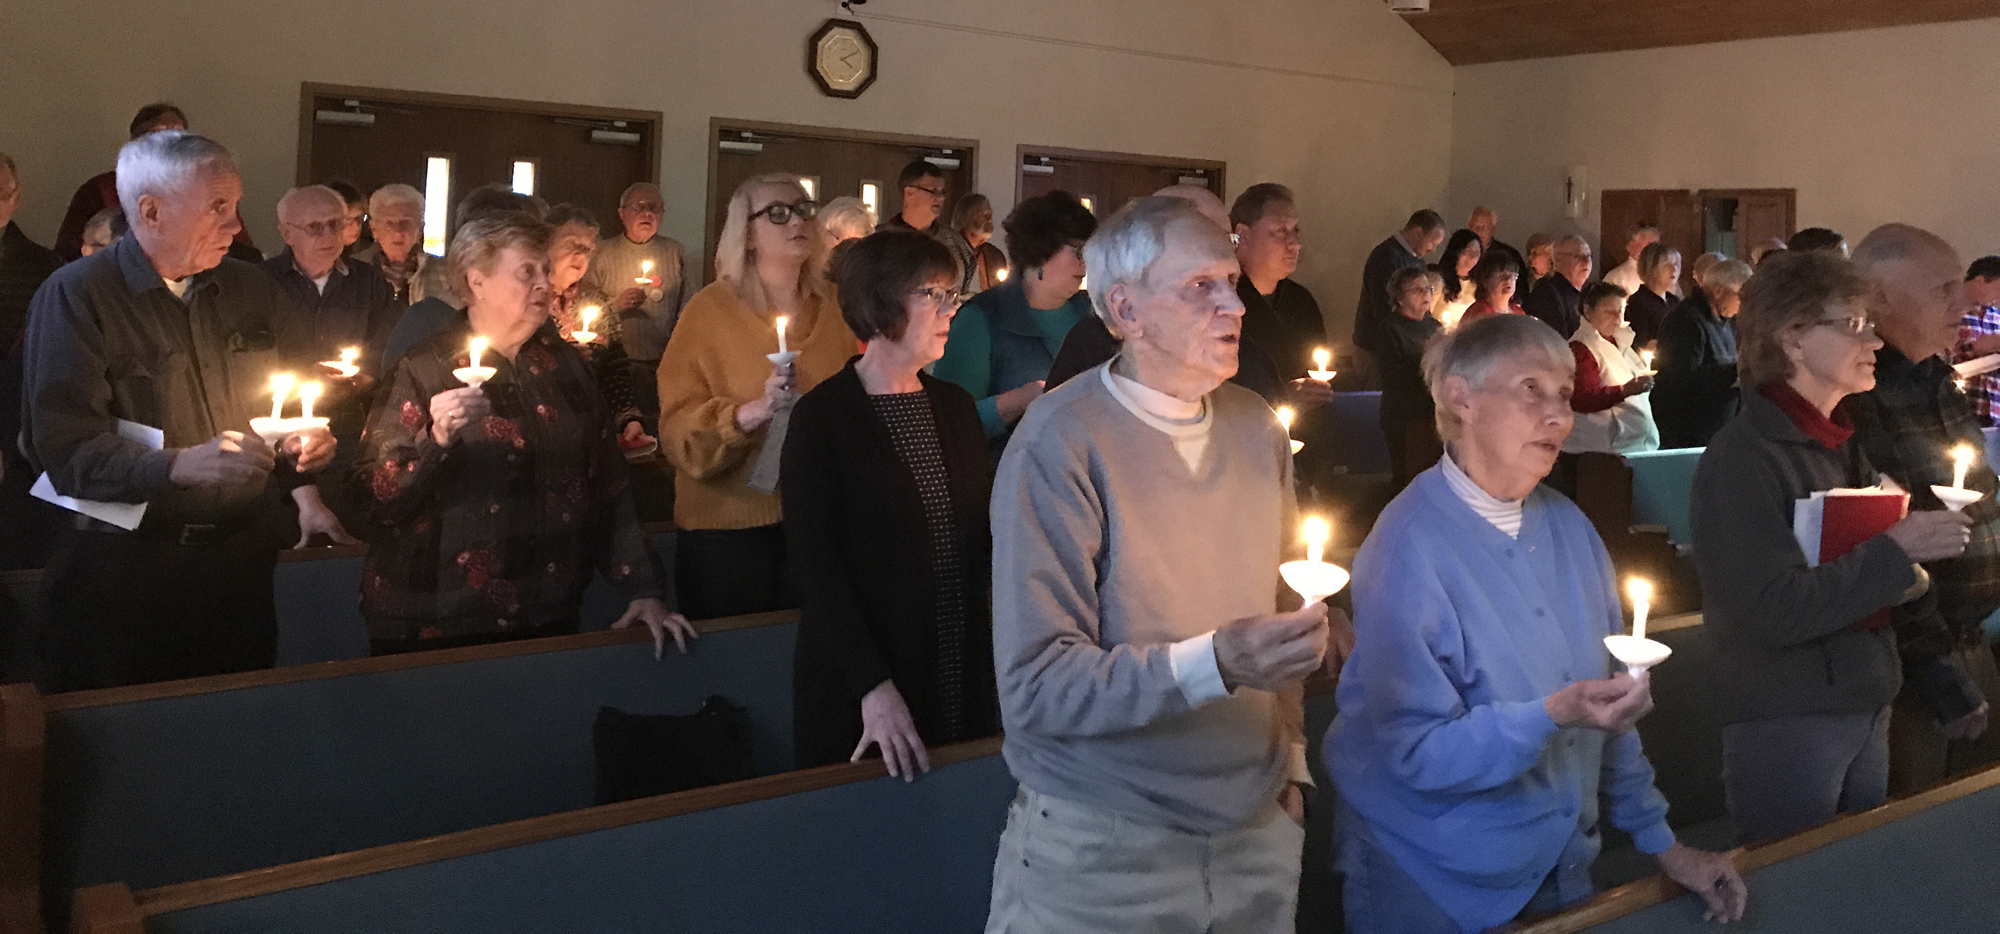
[782,231,999,779]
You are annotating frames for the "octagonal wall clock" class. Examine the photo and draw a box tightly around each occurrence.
[808,18,878,99]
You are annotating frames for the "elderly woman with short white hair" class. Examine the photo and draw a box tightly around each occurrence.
[656,174,857,619]
[353,183,442,305]
[1326,313,1745,934]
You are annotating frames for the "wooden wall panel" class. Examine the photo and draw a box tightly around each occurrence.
[1405,1,2000,65]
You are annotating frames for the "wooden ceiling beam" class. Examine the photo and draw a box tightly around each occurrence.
[1404,0,2000,65]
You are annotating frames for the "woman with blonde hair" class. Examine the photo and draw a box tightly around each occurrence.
[656,173,858,619]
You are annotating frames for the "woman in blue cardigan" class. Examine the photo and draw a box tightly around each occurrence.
[1325,314,1745,933]
[930,191,1096,457]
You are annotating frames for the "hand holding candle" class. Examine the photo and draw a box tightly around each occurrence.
[1279,515,1349,605]
[1932,443,1986,511]
[1640,349,1656,373]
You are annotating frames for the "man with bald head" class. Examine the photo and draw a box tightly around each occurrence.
[581,181,690,424]
[1043,183,1292,401]
[1845,223,2000,794]
[1467,206,1526,287]
[263,185,399,544]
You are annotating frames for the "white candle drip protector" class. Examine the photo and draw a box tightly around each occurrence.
[1280,560,1350,607]
[1308,348,1336,382]
[767,351,799,368]
[1931,485,1984,512]
[248,417,294,448]
[1603,634,1673,676]
[453,366,497,389]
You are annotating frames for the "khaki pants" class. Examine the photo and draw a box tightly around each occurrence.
[1890,643,2000,795]
[986,787,1304,934]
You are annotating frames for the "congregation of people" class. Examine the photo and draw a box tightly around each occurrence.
[8,99,2000,934]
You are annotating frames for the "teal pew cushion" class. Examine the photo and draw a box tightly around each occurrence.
[1627,448,1703,545]
[47,620,795,899]
[147,753,1019,934]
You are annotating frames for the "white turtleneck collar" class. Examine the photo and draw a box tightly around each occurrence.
[1100,360,1210,471]
[1440,445,1524,538]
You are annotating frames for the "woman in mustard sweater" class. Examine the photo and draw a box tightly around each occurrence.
[657,174,857,619]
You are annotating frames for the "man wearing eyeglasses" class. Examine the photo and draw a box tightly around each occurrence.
[262,185,399,545]
[883,160,948,236]
[582,182,691,427]
[1846,224,2000,796]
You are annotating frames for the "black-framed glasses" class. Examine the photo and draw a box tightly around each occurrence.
[1812,315,1876,337]
[909,286,961,307]
[750,199,819,225]
[907,184,947,200]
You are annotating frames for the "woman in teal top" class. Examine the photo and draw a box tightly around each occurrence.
[932,191,1097,449]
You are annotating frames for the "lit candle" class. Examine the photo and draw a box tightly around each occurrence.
[298,381,323,421]
[469,337,488,370]
[1276,405,1295,434]
[580,306,600,332]
[636,259,654,286]
[995,268,1010,283]
[1641,349,1655,371]
[1953,444,1975,490]
[1627,577,1654,641]
[1302,515,1330,565]
[268,373,295,421]
[340,347,358,369]
[775,315,790,355]
[1312,348,1332,373]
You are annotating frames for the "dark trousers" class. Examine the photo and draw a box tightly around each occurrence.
[631,358,662,435]
[675,524,795,621]
[41,523,280,692]
[1723,708,1890,845]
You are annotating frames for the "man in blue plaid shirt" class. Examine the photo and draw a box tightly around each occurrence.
[1849,226,2000,797]
[1952,255,2000,424]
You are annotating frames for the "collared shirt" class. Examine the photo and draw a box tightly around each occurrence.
[261,251,403,382]
[1954,303,2000,424]
[20,235,299,529]
[1847,346,2000,676]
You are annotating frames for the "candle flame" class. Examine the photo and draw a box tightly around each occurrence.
[269,373,295,397]
[995,267,1010,282]
[339,347,359,364]
[1312,347,1332,371]
[1626,577,1653,605]
[580,306,600,328]
[469,337,488,370]
[1276,405,1295,433]
[640,260,653,275]
[1953,443,1976,490]
[1302,515,1330,565]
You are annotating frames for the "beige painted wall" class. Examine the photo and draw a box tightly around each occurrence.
[1448,17,2000,266]
[0,0,1453,346]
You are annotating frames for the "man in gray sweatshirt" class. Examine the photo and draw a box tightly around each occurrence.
[985,197,1346,933]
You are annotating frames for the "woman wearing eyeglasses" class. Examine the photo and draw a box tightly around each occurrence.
[932,190,1098,458]
[783,230,999,777]
[656,174,857,620]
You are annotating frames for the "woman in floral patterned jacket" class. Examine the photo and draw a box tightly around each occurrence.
[357,212,694,656]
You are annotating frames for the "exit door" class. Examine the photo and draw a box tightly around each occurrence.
[1016,145,1227,221]
[299,83,661,253]
[705,119,978,279]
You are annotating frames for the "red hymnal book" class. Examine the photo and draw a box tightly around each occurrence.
[1794,487,1909,631]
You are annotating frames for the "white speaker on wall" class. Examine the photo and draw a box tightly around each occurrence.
[1387,0,1429,13]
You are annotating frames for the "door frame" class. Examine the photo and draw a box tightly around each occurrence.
[1012,144,1228,208]
[703,117,979,260]
[295,82,663,187]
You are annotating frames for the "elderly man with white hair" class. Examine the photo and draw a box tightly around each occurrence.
[20,130,336,690]
[262,184,401,544]
[1327,313,1745,934]
[581,182,691,425]
[985,196,1346,933]
[352,183,442,305]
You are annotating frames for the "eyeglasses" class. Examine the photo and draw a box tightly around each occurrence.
[1813,315,1877,337]
[285,219,348,238]
[750,199,819,225]
[625,202,665,215]
[909,286,961,307]
[906,184,947,200]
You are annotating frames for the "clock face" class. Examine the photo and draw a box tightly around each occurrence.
[808,20,878,98]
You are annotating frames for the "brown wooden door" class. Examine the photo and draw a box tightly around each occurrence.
[705,120,977,280]
[1599,189,1701,287]
[299,84,659,250]
[1016,146,1226,224]
[1700,188,1796,261]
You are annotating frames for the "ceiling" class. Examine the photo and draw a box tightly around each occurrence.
[1402,0,2000,65]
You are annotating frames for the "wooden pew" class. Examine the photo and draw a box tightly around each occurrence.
[1573,450,1704,614]
[69,738,1016,934]
[0,609,794,932]
[1517,763,2000,933]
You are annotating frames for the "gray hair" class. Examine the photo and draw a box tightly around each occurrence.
[820,196,875,241]
[1703,258,1754,292]
[368,182,423,216]
[114,130,236,217]
[1083,196,1229,335]
[1423,313,1574,442]
[620,182,662,208]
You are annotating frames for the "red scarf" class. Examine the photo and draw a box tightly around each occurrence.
[1759,381,1854,451]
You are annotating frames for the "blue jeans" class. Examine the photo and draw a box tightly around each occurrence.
[1337,803,1592,934]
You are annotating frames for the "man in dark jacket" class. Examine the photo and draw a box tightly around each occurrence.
[0,153,67,570]
[1523,234,1592,338]
[1846,223,2000,794]
[1353,210,1443,363]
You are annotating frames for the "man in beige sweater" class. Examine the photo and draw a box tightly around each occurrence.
[986,197,1350,933]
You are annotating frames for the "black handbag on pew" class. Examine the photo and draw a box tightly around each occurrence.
[593,695,756,805]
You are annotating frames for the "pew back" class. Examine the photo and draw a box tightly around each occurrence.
[37,613,795,919]
[1624,448,1702,546]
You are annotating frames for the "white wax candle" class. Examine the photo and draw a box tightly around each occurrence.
[775,315,790,354]
[469,337,488,370]
[268,373,294,421]
[1627,577,1654,641]
[1953,444,1975,490]
[637,259,654,285]
[1641,349,1655,370]
[299,382,323,421]
[1302,515,1329,565]
[580,306,600,331]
